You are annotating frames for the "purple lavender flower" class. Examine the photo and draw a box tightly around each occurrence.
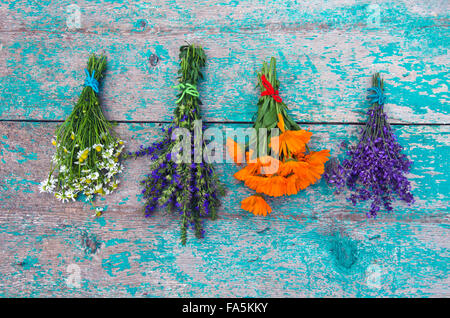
[324,73,414,218]
[128,44,225,245]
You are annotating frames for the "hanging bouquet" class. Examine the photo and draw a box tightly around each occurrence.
[39,54,124,209]
[324,73,414,217]
[227,57,330,216]
[130,44,225,245]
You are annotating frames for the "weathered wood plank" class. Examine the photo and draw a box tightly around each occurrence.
[0,1,448,123]
[1,0,448,33]
[0,120,449,297]
[0,119,448,297]
[0,0,448,298]
[0,206,449,297]
[1,121,448,217]
[0,123,450,220]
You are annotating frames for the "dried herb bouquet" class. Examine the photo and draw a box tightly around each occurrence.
[40,54,124,209]
[130,44,225,245]
[324,73,414,217]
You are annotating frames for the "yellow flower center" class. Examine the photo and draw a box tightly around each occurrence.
[85,179,91,184]
[95,146,102,152]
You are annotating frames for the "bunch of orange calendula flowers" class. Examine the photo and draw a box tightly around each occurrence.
[227,57,330,216]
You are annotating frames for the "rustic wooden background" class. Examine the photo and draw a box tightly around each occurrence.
[0,0,449,297]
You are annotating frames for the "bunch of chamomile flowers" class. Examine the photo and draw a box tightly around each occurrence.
[40,54,124,206]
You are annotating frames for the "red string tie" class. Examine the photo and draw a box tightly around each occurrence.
[260,74,282,103]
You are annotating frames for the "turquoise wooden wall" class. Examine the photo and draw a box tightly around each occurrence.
[0,0,448,297]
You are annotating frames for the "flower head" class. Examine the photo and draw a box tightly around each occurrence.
[93,144,103,152]
[241,195,272,216]
[324,73,413,217]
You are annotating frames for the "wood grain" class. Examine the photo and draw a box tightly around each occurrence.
[1,122,448,217]
[1,122,449,296]
[0,1,448,123]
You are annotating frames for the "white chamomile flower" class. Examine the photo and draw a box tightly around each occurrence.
[65,189,76,201]
[59,165,68,173]
[40,176,58,193]
[102,147,114,159]
[106,160,116,170]
[88,172,100,180]
[39,180,51,193]
[80,176,93,185]
[77,148,89,162]
[51,154,59,164]
[106,166,118,179]
[95,183,103,192]
[54,191,64,201]
[73,181,82,191]
[110,179,120,190]
[92,143,103,152]
[114,145,125,156]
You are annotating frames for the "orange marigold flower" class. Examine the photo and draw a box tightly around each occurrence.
[278,160,309,177]
[294,171,315,190]
[267,176,288,197]
[293,150,330,188]
[285,174,300,195]
[270,129,312,158]
[306,149,330,167]
[244,175,268,193]
[226,138,244,165]
[241,195,272,216]
[249,175,287,197]
[305,149,330,178]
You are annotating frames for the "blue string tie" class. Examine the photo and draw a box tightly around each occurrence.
[367,78,386,105]
[84,69,99,93]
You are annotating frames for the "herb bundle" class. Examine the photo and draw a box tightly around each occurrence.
[324,73,414,217]
[227,57,330,216]
[130,44,225,245]
[39,54,124,208]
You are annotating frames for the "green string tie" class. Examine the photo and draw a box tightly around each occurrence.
[173,83,199,104]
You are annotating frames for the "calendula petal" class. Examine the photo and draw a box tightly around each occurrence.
[241,195,271,217]
[277,113,285,132]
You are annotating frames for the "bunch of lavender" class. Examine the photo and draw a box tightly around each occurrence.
[130,44,225,245]
[324,73,414,218]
